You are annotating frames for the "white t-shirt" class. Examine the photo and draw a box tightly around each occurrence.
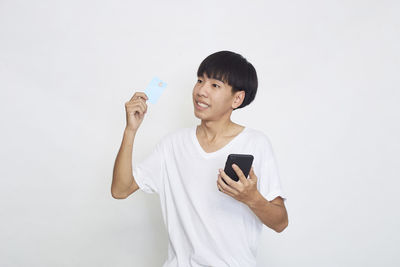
[132,125,287,267]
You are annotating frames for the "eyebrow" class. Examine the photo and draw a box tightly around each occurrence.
[213,78,225,84]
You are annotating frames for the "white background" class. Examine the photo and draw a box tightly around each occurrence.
[1,0,399,266]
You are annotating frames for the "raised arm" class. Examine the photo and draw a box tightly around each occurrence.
[111,92,148,199]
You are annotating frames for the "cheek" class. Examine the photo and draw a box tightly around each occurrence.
[193,87,199,96]
[215,96,231,108]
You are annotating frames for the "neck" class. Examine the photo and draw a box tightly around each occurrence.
[197,119,237,142]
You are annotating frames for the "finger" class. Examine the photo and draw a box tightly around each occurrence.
[136,103,146,115]
[130,92,149,101]
[249,166,257,181]
[129,98,147,115]
[136,99,147,113]
[127,103,145,115]
[129,95,147,103]
[138,92,149,100]
[133,97,148,113]
[217,184,235,198]
[232,164,248,184]
[217,177,236,198]
[218,169,238,189]
[217,173,239,195]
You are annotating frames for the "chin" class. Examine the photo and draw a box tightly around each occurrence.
[194,108,207,119]
[193,109,202,119]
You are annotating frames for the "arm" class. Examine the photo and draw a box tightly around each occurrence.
[247,194,288,233]
[217,165,288,232]
[112,92,148,199]
[111,128,140,199]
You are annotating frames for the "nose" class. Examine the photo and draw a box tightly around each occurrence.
[196,81,209,98]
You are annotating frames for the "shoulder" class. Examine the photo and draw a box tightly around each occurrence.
[244,127,273,147]
[243,127,276,159]
[157,126,193,146]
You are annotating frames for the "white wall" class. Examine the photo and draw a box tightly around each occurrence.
[1,0,399,266]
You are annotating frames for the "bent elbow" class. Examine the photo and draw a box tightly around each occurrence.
[275,218,289,233]
[111,188,127,199]
[111,193,126,199]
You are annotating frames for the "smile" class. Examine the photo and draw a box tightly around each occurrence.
[195,101,209,110]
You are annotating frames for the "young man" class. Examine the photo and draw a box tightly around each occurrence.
[111,50,288,267]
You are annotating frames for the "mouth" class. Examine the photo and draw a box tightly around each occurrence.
[195,100,210,110]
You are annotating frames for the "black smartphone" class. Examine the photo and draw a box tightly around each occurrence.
[222,154,254,184]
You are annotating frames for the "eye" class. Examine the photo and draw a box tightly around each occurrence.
[213,84,220,88]
[197,79,202,83]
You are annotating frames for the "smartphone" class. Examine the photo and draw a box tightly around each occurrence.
[222,154,254,184]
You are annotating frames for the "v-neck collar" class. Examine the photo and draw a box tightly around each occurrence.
[191,125,247,159]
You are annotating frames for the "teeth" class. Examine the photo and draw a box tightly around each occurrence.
[197,102,209,108]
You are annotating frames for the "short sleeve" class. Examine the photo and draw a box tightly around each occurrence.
[132,139,165,194]
[258,137,287,202]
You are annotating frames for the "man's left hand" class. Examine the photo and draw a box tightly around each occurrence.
[217,164,258,205]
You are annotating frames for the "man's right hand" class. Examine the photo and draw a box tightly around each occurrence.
[125,92,148,131]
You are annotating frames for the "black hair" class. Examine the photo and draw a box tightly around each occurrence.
[196,50,258,110]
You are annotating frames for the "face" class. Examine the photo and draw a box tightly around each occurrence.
[192,73,244,121]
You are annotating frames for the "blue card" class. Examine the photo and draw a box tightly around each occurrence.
[144,77,167,104]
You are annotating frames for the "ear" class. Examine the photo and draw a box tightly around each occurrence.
[233,90,245,109]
